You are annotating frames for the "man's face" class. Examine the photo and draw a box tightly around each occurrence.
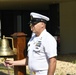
[30,22,42,34]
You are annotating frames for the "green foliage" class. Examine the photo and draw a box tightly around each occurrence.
[72,60,76,64]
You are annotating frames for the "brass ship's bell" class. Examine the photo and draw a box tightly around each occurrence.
[0,35,16,56]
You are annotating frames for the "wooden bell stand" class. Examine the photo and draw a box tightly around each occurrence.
[11,32,27,75]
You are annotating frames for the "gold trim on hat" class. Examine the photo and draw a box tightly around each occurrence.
[31,16,33,20]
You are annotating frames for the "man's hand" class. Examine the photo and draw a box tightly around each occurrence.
[4,60,14,67]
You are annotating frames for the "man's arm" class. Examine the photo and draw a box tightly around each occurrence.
[48,57,57,75]
[4,57,28,66]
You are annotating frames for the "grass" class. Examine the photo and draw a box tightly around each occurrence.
[57,54,76,63]
[71,60,76,64]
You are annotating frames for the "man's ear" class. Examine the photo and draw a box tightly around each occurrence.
[41,22,44,27]
[42,22,46,28]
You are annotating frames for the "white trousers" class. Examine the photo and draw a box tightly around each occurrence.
[35,70,47,75]
[30,70,55,75]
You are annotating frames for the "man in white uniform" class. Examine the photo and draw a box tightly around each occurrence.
[4,12,57,75]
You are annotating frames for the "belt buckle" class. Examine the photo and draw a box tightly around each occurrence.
[33,71,36,75]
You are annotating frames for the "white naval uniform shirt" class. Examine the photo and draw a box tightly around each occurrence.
[27,29,57,73]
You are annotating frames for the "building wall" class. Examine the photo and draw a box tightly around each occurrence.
[0,13,1,39]
[60,1,76,54]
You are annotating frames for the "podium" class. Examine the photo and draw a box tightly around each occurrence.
[11,32,27,75]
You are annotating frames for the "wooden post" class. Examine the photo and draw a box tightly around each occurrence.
[11,32,27,75]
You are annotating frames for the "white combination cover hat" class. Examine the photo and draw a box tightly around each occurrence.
[30,12,50,21]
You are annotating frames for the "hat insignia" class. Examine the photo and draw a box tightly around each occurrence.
[31,16,33,20]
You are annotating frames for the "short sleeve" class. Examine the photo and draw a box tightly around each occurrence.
[43,35,57,59]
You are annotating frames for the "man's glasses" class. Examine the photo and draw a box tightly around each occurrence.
[30,22,39,27]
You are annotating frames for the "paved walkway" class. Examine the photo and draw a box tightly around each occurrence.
[55,54,76,75]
